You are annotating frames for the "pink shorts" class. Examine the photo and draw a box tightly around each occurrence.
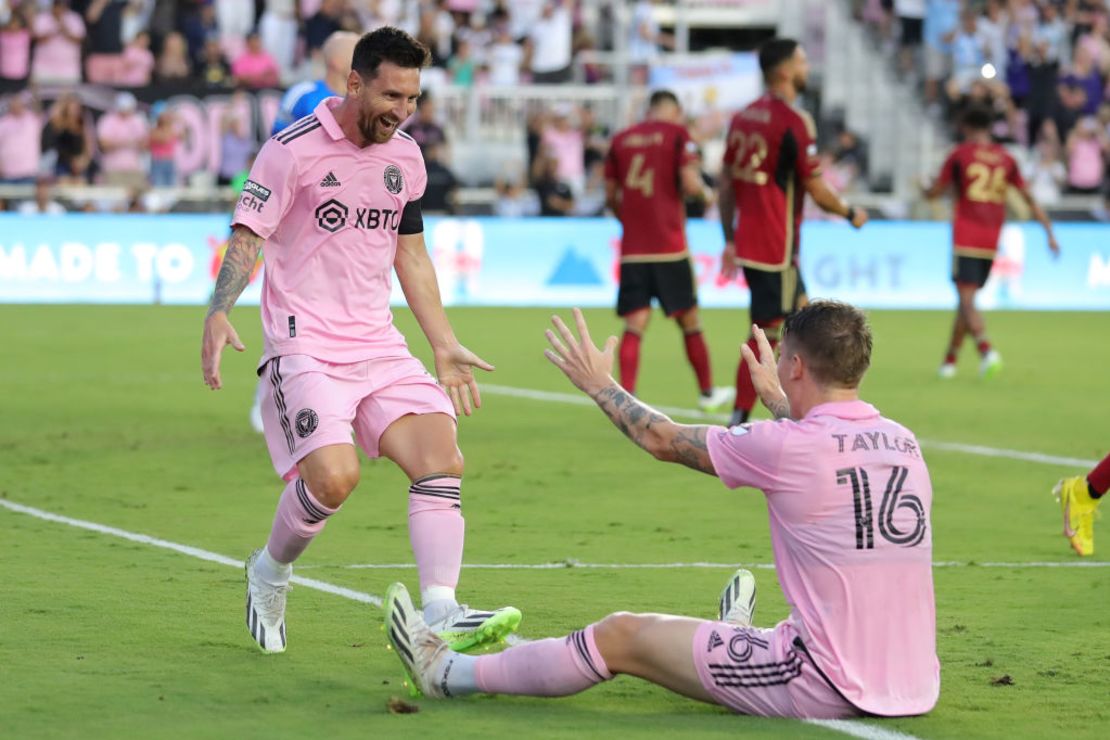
[692,620,861,719]
[260,354,456,480]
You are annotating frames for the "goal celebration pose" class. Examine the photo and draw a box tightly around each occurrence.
[386,302,939,719]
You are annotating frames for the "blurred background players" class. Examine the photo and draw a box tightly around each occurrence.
[270,30,359,136]
[604,89,733,411]
[1053,452,1109,557]
[719,38,867,427]
[922,106,1059,380]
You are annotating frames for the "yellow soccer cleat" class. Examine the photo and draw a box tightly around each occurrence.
[1053,476,1101,556]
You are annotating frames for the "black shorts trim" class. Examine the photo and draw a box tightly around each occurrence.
[743,265,807,324]
[617,258,698,317]
[952,255,993,288]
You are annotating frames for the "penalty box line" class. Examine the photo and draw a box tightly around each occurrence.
[481,384,1099,470]
[2,497,924,740]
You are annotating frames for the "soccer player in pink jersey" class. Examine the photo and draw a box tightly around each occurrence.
[385,301,939,719]
[200,27,520,655]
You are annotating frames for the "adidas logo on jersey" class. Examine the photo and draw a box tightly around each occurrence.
[320,171,341,188]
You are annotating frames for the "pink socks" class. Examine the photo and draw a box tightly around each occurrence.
[472,625,612,696]
[265,478,339,564]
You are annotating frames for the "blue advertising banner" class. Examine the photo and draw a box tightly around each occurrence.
[1,215,1108,310]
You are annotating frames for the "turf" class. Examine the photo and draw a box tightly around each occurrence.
[1,305,1108,739]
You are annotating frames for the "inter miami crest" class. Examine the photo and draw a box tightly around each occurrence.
[383,164,403,194]
[295,409,319,438]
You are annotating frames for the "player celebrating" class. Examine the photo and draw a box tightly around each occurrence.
[386,302,939,720]
[719,38,867,427]
[1054,452,1109,556]
[922,106,1059,379]
[604,89,733,411]
[249,31,362,433]
[201,27,520,654]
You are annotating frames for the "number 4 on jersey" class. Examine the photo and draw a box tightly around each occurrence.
[837,466,927,549]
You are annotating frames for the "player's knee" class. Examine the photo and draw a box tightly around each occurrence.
[413,446,465,479]
[594,611,649,672]
[305,464,360,508]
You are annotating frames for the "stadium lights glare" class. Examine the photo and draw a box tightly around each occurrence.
[981,63,997,80]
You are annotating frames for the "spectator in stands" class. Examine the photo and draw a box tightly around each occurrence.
[17,175,65,215]
[423,141,459,215]
[541,103,585,194]
[486,20,524,86]
[448,37,476,86]
[0,4,32,83]
[628,0,671,83]
[894,0,926,76]
[532,146,574,216]
[946,10,987,102]
[258,0,298,80]
[305,0,350,58]
[415,3,453,67]
[31,0,84,85]
[217,91,253,186]
[1056,45,1103,138]
[529,0,572,83]
[42,93,93,183]
[121,0,154,46]
[232,31,280,89]
[1025,128,1067,205]
[456,10,492,67]
[508,0,545,43]
[494,167,541,218]
[1034,0,1070,65]
[183,2,219,67]
[148,106,179,187]
[1065,115,1108,194]
[1025,36,1060,145]
[923,0,960,106]
[833,128,869,184]
[117,30,155,86]
[96,92,149,189]
[156,31,191,81]
[578,102,609,170]
[977,0,1008,80]
[199,38,232,88]
[215,0,254,61]
[573,158,606,217]
[405,92,447,155]
[84,0,127,84]
[0,92,41,184]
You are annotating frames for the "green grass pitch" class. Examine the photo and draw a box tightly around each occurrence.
[1,305,1107,739]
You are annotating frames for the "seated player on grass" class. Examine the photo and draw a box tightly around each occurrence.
[384,301,940,719]
[1054,452,1108,556]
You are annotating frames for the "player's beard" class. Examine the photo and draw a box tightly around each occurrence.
[793,73,808,94]
[359,111,400,144]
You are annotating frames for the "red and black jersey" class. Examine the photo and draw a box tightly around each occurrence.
[604,119,698,262]
[722,94,822,271]
[933,141,1025,256]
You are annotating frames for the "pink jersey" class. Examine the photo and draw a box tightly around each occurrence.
[232,97,428,367]
[707,400,939,717]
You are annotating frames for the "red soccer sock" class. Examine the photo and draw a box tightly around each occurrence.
[943,346,959,365]
[1088,452,1110,498]
[735,334,777,413]
[619,331,641,393]
[976,337,992,357]
[683,330,712,394]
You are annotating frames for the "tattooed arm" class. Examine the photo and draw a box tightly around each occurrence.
[590,385,716,474]
[543,309,716,475]
[201,225,263,390]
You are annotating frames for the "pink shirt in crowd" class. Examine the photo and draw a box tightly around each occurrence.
[231,51,279,86]
[0,28,31,79]
[116,46,155,87]
[541,125,585,185]
[31,10,85,84]
[96,112,149,172]
[231,97,428,367]
[707,400,940,717]
[0,110,42,179]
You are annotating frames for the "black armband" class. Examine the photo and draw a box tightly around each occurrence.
[398,198,424,235]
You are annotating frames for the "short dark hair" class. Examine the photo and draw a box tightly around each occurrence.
[961,105,993,132]
[759,38,800,79]
[648,89,680,109]
[352,26,430,80]
[782,300,872,388]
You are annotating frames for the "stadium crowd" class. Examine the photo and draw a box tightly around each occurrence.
[859,0,1110,204]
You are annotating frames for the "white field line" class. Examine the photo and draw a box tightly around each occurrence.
[1,497,921,740]
[481,384,1099,469]
[303,560,1110,570]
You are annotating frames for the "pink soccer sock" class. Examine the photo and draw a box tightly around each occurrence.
[265,478,339,564]
[474,624,613,696]
[409,475,465,600]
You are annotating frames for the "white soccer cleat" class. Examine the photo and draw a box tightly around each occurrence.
[428,602,522,653]
[718,568,757,627]
[979,349,1003,378]
[938,363,957,379]
[699,386,736,413]
[245,549,288,653]
[384,582,451,698]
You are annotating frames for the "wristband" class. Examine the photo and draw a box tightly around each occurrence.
[845,205,858,222]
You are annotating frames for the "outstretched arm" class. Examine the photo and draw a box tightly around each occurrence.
[201,225,263,389]
[1017,186,1060,256]
[395,231,493,415]
[805,175,867,228]
[543,308,716,475]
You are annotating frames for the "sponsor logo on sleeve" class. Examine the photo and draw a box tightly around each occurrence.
[243,180,272,202]
[384,164,404,194]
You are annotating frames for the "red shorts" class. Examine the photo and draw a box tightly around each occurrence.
[260,354,455,480]
[692,619,861,719]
